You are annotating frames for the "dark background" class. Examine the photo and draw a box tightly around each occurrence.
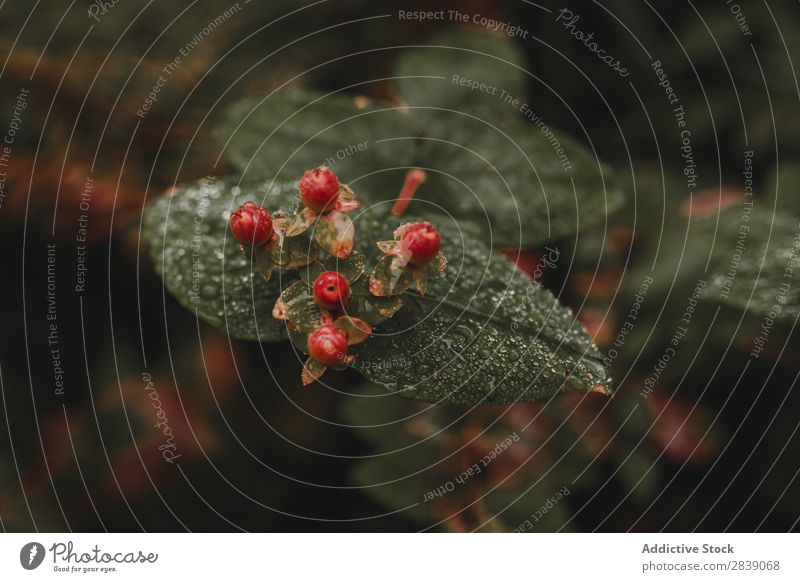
[0,0,798,532]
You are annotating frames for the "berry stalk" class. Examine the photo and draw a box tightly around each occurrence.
[391,168,427,217]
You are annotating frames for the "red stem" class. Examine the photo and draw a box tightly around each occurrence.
[391,168,427,216]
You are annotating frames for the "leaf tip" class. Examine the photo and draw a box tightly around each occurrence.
[592,384,613,397]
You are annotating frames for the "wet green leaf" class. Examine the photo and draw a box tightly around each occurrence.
[215,30,625,248]
[764,162,800,219]
[415,106,624,248]
[145,183,609,403]
[314,210,355,259]
[272,281,309,321]
[271,231,317,269]
[142,175,301,342]
[701,209,800,323]
[348,278,404,326]
[214,89,418,184]
[369,255,413,296]
[334,316,372,345]
[298,250,366,285]
[273,280,326,335]
[394,29,528,120]
[352,218,612,405]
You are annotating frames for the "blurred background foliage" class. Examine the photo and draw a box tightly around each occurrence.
[0,0,798,531]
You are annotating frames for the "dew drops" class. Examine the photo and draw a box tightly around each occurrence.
[200,285,218,300]
[143,176,298,342]
[145,176,612,404]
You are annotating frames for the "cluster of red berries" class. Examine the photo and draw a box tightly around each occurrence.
[230,167,345,246]
[302,270,362,384]
[230,166,445,385]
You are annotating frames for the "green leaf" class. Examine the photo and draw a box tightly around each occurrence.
[701,209,800,323]
[213,89,418,187]
[415,107,624,248]
[142,175,301,342]
[214,31,625,248]
[764,162,800,219]
[348,278,404,325]
[145,180,610,403]
[313,210,355,259]
[298,250,366,285]
[352,218,611,405]
[394,29,528,119]
[270,232,317,269]
[394,30,624,247]
[274,281,323,334]
[369,254,414,296]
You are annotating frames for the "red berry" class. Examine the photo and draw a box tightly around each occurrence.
[312,271,351,310]
[402,222,441,265]
[307,324,348,366]
[230,202,273,246]
[299,166,340,212]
